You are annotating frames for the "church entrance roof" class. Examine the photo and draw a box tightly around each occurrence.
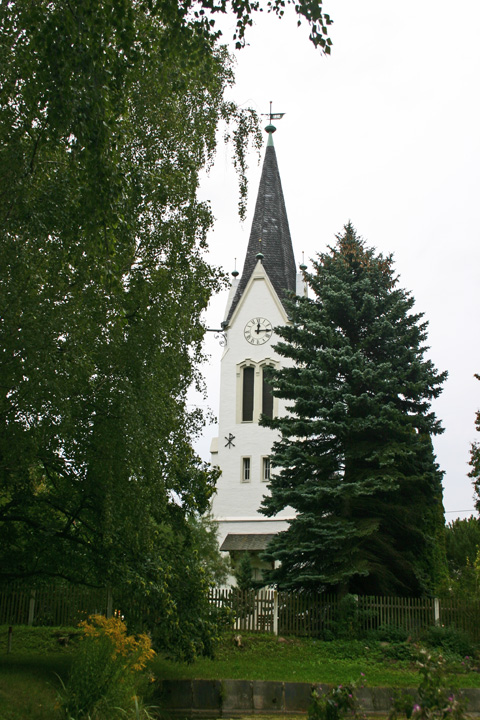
[220,533,276,551]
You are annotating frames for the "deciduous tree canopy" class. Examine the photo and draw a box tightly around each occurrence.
[443,516,480,599]
[261,224,447,596]
[0,0,330,656]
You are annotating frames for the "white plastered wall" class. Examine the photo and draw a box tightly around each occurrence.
[210,260,301,547]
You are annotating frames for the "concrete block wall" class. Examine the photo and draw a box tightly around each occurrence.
[154,678,480,717]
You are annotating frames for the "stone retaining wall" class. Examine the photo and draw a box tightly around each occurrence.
[155,679,480,716]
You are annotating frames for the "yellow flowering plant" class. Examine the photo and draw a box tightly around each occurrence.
[80,614,155,671]
[60,614,155,719]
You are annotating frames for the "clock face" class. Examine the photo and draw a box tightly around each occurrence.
[244,317,273,345]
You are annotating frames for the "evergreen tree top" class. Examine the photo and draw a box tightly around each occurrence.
[326,222,393,280]
[260,223,447,597]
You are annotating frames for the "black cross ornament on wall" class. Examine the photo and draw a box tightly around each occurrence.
[224,433,235,449]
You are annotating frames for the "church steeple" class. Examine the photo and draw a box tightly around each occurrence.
[211,120,298,571]
[225,125,296,325]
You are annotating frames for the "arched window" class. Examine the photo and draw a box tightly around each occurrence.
[262,365,274,419]
[242,366,255,422]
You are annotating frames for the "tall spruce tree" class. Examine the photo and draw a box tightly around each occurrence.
[261,224,447,596]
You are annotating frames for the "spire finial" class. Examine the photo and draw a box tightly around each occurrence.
[300,251,307,271]
[232,257,239,278]
[262,101,285,145]
[256,238,264,261]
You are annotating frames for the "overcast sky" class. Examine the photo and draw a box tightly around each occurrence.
[192,0,480,522]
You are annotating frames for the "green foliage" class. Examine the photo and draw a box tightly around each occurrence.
[421,626,474,660]
[188,512,231,587]
[319,594,367,640]
[389,689,416,720]
[60,633,135,718]
[380,642,419,663]
[373,624,409,644]
[0,0,333,661]
[58,615,154,719]
[0,0,264,660]
[389,649,469,720]
[308,679,363,720]
[261,223,447,596]
[119,519,227,662]
[470,375,480,503]
[439,516,480,600]
[0,656,68,720]
[230,556,257,623]
[234,553,256,591]
[0,625,81,656]
[153,633,431,687]
[445,517,480,574]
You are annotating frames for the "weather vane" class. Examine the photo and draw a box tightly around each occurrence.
[261,101,285,125]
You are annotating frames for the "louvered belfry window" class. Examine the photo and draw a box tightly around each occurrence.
[262,365,274,419]
[242,366,254,421]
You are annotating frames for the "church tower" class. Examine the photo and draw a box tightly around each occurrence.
[210,123,304,577]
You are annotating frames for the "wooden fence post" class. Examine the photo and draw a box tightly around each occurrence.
[28,590,36,626]
[273,590,278,636]
[434,597,440,626]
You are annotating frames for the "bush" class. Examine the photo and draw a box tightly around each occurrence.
[372,624,409,643]
[421,626,474,659]
[389,689,416,720]
[0,625,82,655]
[380,642,418,663]
[308,679,363,720]
[59,615,155,719]
[322,595,364,640]
[388,649,469,720]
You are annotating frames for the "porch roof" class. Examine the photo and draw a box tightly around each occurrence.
[220,533,275,552]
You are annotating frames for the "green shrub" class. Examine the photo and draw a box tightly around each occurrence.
[372,624,409,643]
[0,625,82,655]
[380,641,418,663]
[322,595,364,640]
[59,615,155,719]
[308,679,363,720]
[316,639,381,662]
[421,626,474,659]
[388,689,415,720]
[388,649,469,720]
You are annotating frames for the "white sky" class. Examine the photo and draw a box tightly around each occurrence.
[192,0,480,523]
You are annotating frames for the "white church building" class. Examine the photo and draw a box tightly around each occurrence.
[210,123,305,579]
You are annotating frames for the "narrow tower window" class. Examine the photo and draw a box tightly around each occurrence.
[262,365,274,419]
[242,366,255,421]
[242,457,251,483]
[263,457,271,482]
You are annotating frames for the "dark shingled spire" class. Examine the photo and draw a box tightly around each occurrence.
[225,132,296,325]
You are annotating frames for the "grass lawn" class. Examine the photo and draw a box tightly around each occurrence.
[0,626,77,720]
[152,633,480,689]
[0,655,70,720]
